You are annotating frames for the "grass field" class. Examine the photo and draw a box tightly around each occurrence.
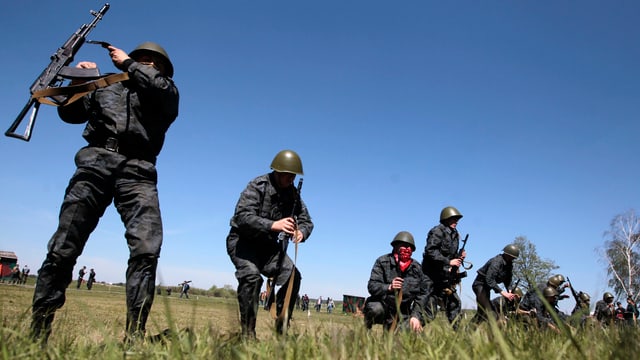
[2,282,640,359]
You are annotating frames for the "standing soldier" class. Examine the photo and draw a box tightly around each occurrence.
[76,266,86,289]
[226,150,313,339]
[21,265,31,285]
[594,292,616,327]
[86,268,96,290]
[625,296,638,326]
[469,244,519,325]
[421,206,466,330]
[29,41,179,344]
[364,231,429,333]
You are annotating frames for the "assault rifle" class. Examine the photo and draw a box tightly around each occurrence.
[5,3,110,141]
[449,234,470,286]
[510,278,521,293]
[263,178,303,316]
[566,277,586,307]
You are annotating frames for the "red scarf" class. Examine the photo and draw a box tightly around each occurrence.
[394,247,413,272]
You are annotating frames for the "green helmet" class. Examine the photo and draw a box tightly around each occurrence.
[390,231,416,251]
[579,292,591,303]
[439,206,462,223]
[547,274,565,288]
[603,292,614,302]
[543,286,559,298]
[502,244,520,258]
[270,150,303,175]
[129,42,174,77]
[513,287,524,298]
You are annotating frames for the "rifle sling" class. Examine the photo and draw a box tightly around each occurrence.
[32,72,130,107]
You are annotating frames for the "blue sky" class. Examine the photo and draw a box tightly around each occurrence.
[0,1,638,313]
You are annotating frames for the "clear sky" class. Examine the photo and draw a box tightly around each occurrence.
[0,1,638,313]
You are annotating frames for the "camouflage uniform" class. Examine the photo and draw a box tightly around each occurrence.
[491,296,519,319]
[470,254,513,324]
[30,46,179,342]
[226,172,313,338]
[594,299,615,326]
[519,287,566,329]
[422,223,461,327]
[364,253,429,331]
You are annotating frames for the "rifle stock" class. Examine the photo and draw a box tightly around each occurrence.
[5,3,110,141]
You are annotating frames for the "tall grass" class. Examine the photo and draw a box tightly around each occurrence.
[2,284,639,359]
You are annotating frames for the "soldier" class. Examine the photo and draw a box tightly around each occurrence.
[364,231,429,333]
[491,287,526,322]
[226,150,313,339]
[469,244,519,325]
[625,296,638,326]
[86,268,96,290]
[30,41,179,343]
[421,206,466,330]
[571,291,591,315]
[567,291,593,328]
[76,266,86,289]
[594,292,616,327]
[547,274,570,301]
[519,286,562,333]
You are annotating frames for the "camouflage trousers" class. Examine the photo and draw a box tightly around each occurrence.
[31,148,163,342]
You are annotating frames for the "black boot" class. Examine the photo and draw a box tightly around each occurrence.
[31,310,55,344]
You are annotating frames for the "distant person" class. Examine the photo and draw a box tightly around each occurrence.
[364,231,428,333]
[226,150,314,338]
[166,287,172,296]
[76,266,87,289]
[29,41,179,344]
[11,264,22,284]
[327,298,335,314]
[625,296,638,326]
[316,296,323,312]
[21,265,30,285]
[179,281,192,299]
[469,244,519,325]
[86,268,96,290]
[615,301,625,324]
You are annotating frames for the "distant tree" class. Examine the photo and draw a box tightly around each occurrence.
[511,236,559,291]
[598,209,640,302]
[208,284,237,298]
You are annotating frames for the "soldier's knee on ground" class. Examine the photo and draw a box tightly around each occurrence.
[364,301,386,328]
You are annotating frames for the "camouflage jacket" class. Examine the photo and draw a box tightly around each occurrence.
[421,223,460,280]
[367,253,429,322]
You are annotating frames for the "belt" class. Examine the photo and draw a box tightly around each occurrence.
[93,137,156,164]
[104,137,120,152]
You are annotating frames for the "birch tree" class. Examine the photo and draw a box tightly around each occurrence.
[599,209,640,301]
